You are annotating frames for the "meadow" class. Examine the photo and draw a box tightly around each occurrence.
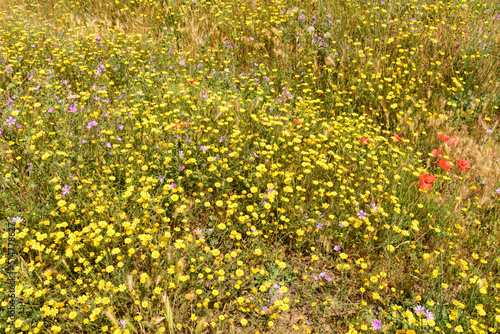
[1,0,500,332]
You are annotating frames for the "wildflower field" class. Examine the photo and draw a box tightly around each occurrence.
[2,0,500,332]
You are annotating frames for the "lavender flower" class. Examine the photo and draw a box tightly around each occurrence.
[62,184,71,196]
[371,319,382,330]
[339,221,344,227]
[118,319,127,330]
[86,120,98,129]
[357,208,367,219]
[6,116,16,126]
[414,305,426,314]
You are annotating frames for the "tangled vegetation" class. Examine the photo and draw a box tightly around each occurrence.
[1,0,500,333]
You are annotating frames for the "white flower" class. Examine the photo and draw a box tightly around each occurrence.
[307,26,315,34]
[324,32,331,39]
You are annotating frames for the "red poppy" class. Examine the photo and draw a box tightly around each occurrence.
[437,159,452,171]
[293,119,303,125]
[456,159,470,171]
[319,93,323,98]
[393,133,403,142]
[448,135,460,146]
[190,79,197,84]
[172,122,186,130]
[438,133,449,142]
[418,173,436,191]
[431,149,442,157]
[360,137,370,145]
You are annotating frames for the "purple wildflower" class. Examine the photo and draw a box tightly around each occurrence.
[334,245,341,252]
[339,221,344,227]
[414,305,426,314]
[316,223,323,230]
[11,216,23,223]
[425,310,434,321]
[371,319,382,330]
[118,319,127,329]
[86,120,98,129]
[6,116,16,126]
[357,208,367,219]
[62,184,71,196]
[200,145,208,152]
